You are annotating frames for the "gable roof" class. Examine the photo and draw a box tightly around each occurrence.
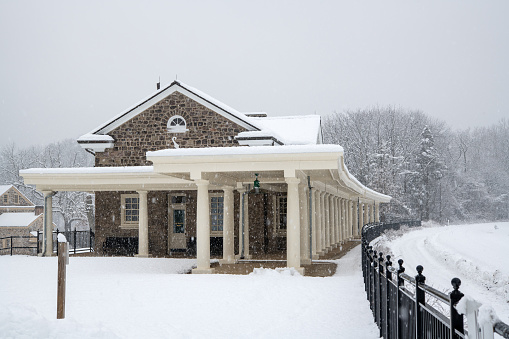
[0,212,41,227]
[79,81,323,147]
[0,185,12,196]
[0,185,34,205]
[85,81,262,136]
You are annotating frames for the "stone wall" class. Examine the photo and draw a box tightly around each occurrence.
[95,91,247,167]
[0,188,33,207]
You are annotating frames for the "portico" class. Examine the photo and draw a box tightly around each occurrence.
[21,144,391,274]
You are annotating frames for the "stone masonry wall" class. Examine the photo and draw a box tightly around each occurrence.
[95,91,247,167]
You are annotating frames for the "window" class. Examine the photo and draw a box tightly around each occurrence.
[210,194,224,234]
[121,194,139,228]
[2,195,7,204]
[13,194,19,204]
[167,115,188,133]
[277,196,287,232]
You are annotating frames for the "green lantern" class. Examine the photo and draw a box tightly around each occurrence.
[254,173,260,193]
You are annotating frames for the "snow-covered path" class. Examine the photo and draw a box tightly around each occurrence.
[373,222,509,323]
[1,246,379,338]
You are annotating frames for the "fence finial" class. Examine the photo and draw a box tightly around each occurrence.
[397,259,405,286]
[415,265,426,284]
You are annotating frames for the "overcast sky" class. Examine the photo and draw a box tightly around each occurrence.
[1,1,508,148]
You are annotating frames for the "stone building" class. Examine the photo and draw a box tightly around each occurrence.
[21,81,391,274]
[0,185,46,254]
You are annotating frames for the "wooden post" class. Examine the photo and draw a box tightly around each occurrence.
[57,241,68,319]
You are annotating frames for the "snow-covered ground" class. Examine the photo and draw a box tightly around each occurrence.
[372,222,509,323]
[1,246,379,338]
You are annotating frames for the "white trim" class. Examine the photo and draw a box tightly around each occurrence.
[167,115,189,133]
[92,82,260,135]
[210,193,224,236]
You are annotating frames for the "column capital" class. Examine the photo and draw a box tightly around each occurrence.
[285,177,300,185]
[42,191,55,197]
[194,179,209,186]
[222,185,235,192]
[136,190,148,195]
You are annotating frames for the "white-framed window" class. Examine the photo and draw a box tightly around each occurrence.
[276,195,287,235]
[121,194,139,228]
[210,193,224,236]
[167,115,188,133]
[13,194,19,204]
[2,195,7,204]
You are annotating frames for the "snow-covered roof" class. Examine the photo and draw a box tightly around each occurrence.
[81,81,263,139]
[0,185,13,196]
[78,81,323,147]
[20,166,154,175]
[77,133,114,142]
[147,144,343,157]
[0,212,40,227]
[243,115,321,145]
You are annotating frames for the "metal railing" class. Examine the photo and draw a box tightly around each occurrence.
[0,230,94,256]
[0,235,39,255]
[361,221,509,339]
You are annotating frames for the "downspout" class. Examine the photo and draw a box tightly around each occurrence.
[307,176,313,261]
[42,191,56,256]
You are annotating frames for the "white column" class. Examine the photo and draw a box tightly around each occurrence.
[331,196,337,248]
[286,177,303,274]
[324,193,330,251]
[312,189,320,259]
[335,197,341,245]
[137,190,149,257]
[340,198,345,243]
[244,193,250,259]
[236,188,245,259]
[316,190,324,256]
[359,203,364,231]
[348,200,353,239]
[320,192,327,254]
[193,179,214,274]
[220,186,235,264]
[343,199,348,240]
[353,201,358,236]
[364,202,369,226]
[300,184,311,265]
[42,191,54,257]
[328,195,334,250]
[372,203,376,223]
[375,203,380,222]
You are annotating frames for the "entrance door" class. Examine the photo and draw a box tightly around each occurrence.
[169,195,187,250]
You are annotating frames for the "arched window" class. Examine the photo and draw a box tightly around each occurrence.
[167,115,188,133]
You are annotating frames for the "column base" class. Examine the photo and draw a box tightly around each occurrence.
[317,251,325,256]
[301,258,312,265]
[135,254,151,258]
[235,254,252,260]
[192,267,216,274]
[290,267,305,275]
[219,258,238,265]
[312,254,320,260]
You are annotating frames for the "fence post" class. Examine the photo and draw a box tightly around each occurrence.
[397,259,405,339]
[385,255,393,339]
[10,236,13,256]
[378,252,384,336]
[368,247,374,304]
[73,229,77,254]
[56,230,59,256]
[415,265,426,339]
[372,250,378,315]
[37,231,40,254]
[450,277,465,338]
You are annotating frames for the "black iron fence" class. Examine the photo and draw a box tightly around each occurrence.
[0,230,94,256]
[0,235,39,255]
[361,221,509,339]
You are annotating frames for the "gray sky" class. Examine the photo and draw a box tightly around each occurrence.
[1,0,508,148]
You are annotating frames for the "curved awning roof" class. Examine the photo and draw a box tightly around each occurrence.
[20,145,390,203]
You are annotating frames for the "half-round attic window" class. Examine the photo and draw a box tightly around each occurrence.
[167,115,188,133]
